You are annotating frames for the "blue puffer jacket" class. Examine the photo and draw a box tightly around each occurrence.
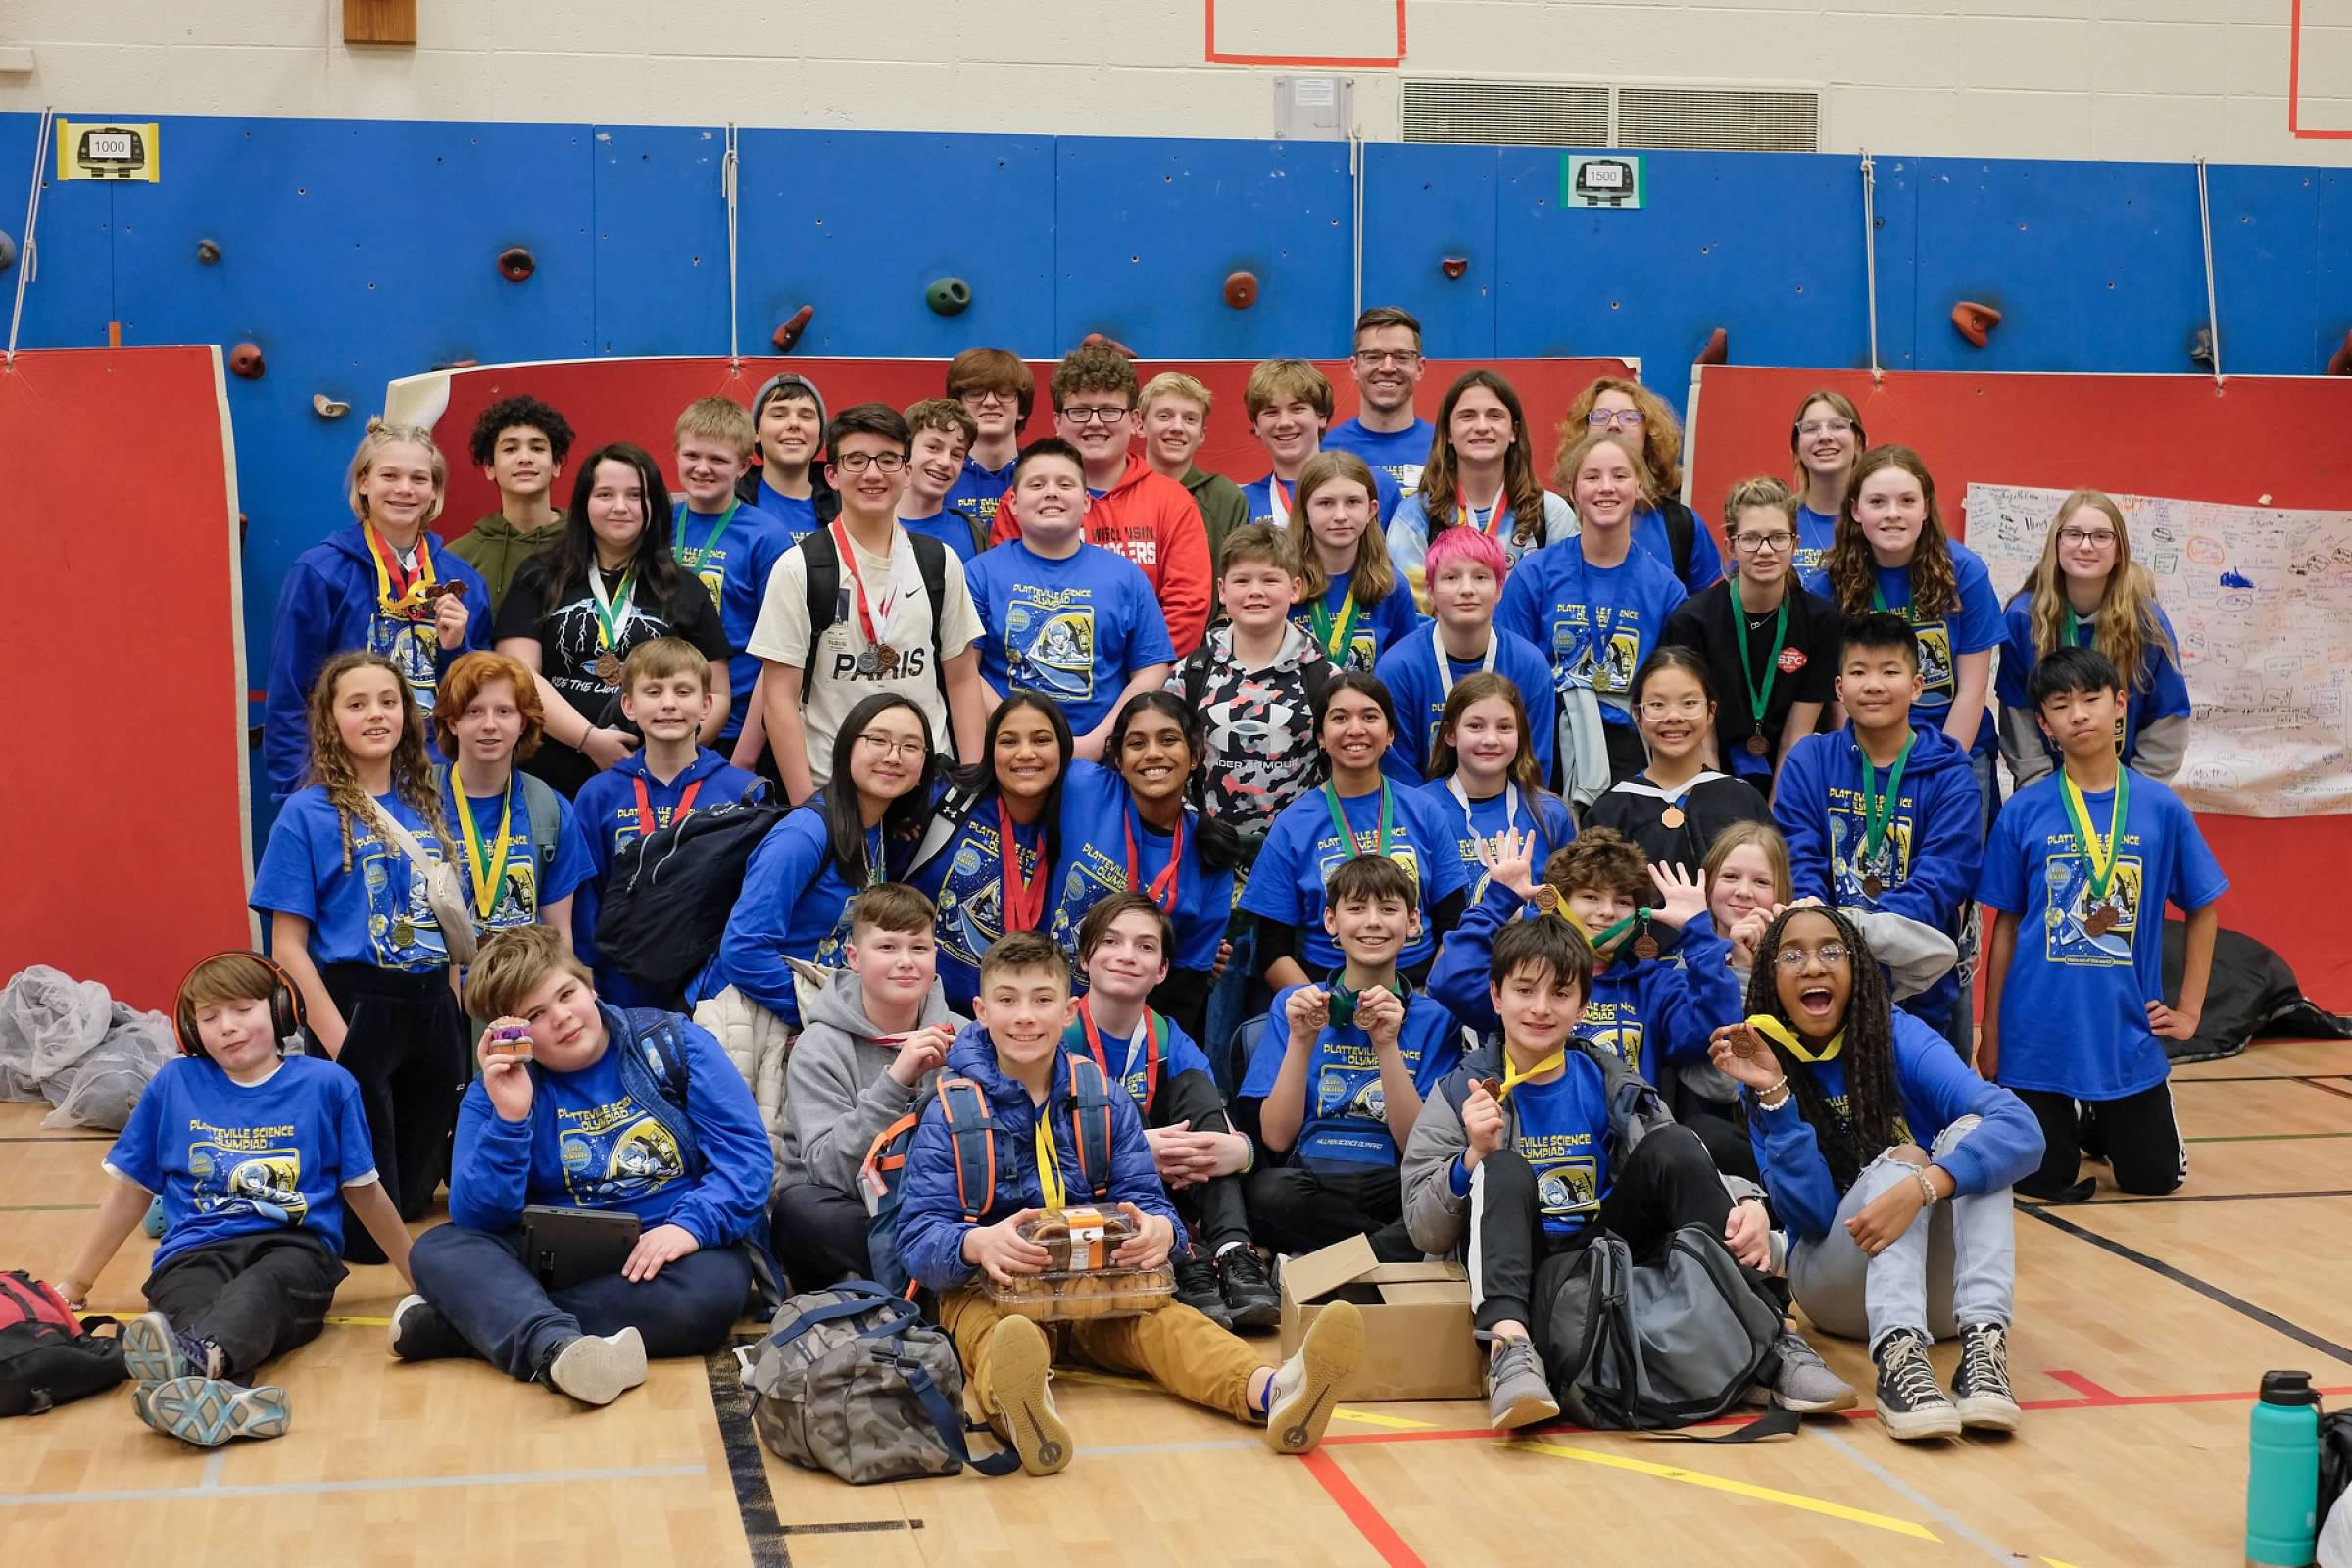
[895,1023,1186,1294]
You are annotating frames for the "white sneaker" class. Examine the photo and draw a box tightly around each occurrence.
[1264,1300,1364,1454]
[985,1315,1073,1475]
[544,1327,648,1406]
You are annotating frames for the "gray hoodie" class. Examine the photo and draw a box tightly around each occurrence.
[777,969,963,1196]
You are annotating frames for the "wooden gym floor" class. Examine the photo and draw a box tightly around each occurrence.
[9,1039,2352,1567]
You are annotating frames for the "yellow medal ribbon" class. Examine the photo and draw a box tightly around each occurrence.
[1499,1049,1567,1097]
[457,778,516,921]
[1746,1013,1843,1064]
[2060,768,2130,903]
[1309,586,1360,662]
[365,520,437,619]
[1033,1115,1067,1212]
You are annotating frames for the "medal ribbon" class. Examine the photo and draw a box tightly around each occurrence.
[1267,476,1292,525]
[1499,1048,1566,1098]
[862,823,886,888]
[457,776,516,920]
[1123,806,1185,913]
[1431,624,1498,700]
[1321,781,1395,865]
[1578,908,1645,956]
[2061,767,2131,903]
[830,518,894,655]
[631,777,700,837]
[1034,1114,1068,1212]
[2065,604,2092,647]
[1000,803,1045,931]
[588,564,637,652]
[1309,584,1361,662]
[1859,733,1915,870]
[675,499,739,571]
[365,521,437,620]
[1074,998,1162,1113]
[1445,777,1518,844]
[1868,573,1911,623]
[1459,479,1507,539]
[1731,576,1789,735]
[1747,1013,1844,1065]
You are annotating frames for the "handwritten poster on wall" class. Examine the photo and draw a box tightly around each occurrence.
[1967,483,2352,818]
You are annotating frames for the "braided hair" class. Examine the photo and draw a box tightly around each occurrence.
[1105,690,1241,873]
[1740,905,1901,1195]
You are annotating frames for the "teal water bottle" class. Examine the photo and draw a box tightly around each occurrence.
[2246,1369,2322,1567]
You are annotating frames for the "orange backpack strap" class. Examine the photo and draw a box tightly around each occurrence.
[937,1077,998,1224]
[858,1111,920,1203]
[1065,1054,1116,1202]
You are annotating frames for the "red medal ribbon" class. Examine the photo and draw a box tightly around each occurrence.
[1077,997,1162,1113]
[830,519,892,654]
[1124,806,1185,912]
[631,777,701,837]
[366,521,436,621]
[999,802,1045,932]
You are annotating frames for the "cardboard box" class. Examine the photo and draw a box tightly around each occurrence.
[1278,1234,1485,1403]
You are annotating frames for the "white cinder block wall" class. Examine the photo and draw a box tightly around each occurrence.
[3,0,2349,165]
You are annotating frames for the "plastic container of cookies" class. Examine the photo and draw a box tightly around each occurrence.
[984,1206,1175,1321]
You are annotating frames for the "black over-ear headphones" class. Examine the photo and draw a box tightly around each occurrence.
[172,952,306,1056]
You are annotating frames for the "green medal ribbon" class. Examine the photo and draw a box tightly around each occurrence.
[1731,576,1789,735]
[588,565,637,652]
[1869,575,1911,623]
[2065,604,2091,647]
[2060,767,2131,904]
[457,777,516,921]
[1322,780,1395,866]
[1582,909,1643,955]
[1309,586,1362,664]
[675,499,739,572]
[1859,732,1916,870]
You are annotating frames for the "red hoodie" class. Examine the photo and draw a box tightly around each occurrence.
[990,448,1212,652]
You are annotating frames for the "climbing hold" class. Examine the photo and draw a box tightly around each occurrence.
[0,231,19,271]
[1439,255,1468,280]
[1950,301,2002,348]
[196,238,220,265]
[497,246,535,283]
[1223,270,1259,310]
[1694,326,1729,367]
[2189,327,2214,367]
[925,277,972,317]
[2327,329,2352,377]
[313,392,351,419]
[771,305,814,354]
[1080,331,1138,360]
[229,343,266,379]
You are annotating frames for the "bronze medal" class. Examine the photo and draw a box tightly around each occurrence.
[1660,807,1686,829]
[874,644,900,675]
[594,649,624,686]
[1745,734,1770,756]
[1633,932,1660,960]
[1726,1022,1765,1060]
[1862,874,1886,899]
[1530,884,1561,916]
[2084,902,2118,937]
[1474,1077,1502,1102]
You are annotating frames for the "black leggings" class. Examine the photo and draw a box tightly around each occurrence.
[1244,1162,1417,1261]
[307,963,469,1263]
[144,1231,347,1382]
[2015,1082,2185,1200]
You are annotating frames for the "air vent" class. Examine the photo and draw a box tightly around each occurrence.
[1401,77,1610,147]
[1615,86,1820,152]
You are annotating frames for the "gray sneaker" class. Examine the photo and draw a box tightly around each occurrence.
[1486,1336,1560,1432]
[1766,1330,1858,1413]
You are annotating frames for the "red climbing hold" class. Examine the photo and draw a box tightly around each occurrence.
[1080,332,1138,360]
[1439,256,1468,280]
[1694,327,1729,366]
[772,305,814,354]
[229,343,265,379]
[1223,271,1258,310]
[1951,301,2002,348]
[498,247,535,283]
[2327,328,2352,377]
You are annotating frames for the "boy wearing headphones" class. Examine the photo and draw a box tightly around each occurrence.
[56,953,414,1446]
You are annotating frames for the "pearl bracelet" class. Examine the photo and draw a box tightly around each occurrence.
[1914,1166,1940,1207]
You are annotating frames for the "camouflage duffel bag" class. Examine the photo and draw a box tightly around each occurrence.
[737,1281,1020,1484]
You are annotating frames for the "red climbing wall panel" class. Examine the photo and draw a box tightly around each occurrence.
[399,354,1637,527]
[1,347,255,1010]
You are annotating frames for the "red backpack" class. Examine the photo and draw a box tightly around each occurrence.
[0,1271,126,1416]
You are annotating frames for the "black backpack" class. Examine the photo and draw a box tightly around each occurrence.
[1657,498,1697,584]
[801,527,953,704]
[1178,640,1338,723]
[594,797,793,1001]
[0,1271,126,1417]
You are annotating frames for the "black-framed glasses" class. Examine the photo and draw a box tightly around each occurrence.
[1352,350,1422,367]
[1734,531,1796,554]
[833,452,906,474]
[1587,409,1643,428]
[1059,405,1132,424]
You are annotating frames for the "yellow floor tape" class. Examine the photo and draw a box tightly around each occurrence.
[1516,1438,1939,1542]
[1331,1408,1440,1430]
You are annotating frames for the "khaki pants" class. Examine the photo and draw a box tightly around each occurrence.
[939,1286,1263,1427]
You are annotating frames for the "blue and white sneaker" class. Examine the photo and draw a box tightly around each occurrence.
[137,1376,290,1446]
[123,1312,220,1388]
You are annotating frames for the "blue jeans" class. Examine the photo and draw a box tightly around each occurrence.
[409,1223,752,1381]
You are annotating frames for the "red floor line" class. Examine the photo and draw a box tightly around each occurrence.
[2047,1370,2123,1402]
[1300,1448,1428,1568]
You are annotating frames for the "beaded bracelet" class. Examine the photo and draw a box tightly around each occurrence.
[1913,1166,1940,1207]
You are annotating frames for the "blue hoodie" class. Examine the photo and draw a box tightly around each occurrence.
[265,525,493,799]
[1772,725,1983,1034]
[1427,880,1740,1087]
[1746,1009,2043,1242]
[895,1024,1185,1294]
[572,747,768,1004]
[447,1004,773,1246]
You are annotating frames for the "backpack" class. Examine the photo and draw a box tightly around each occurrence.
[737,1281,1019,1483]
[858,1054,1118,1299]
[1657,499,1697,585]
[801,526,953,704]
[0,1271,126,1416]
[1539,1223,1788,1434]
[520,772,563,880]
[2321,1403,2352,1532]
[594,797,792,1000]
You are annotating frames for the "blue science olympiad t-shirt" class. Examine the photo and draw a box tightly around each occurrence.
[1415,778,1577,906]
[672,498,795,739]
[1494,537,1688,727]
[108,1054,377,1266]
[1502,1056,1614,1237]
[1287,570,1422,676]
[1373,624,1559,785]
[251,787,459,973]
[964,540,1176,736]
[945,455,1016,545]
[1243,984,1463,1166]
[755,481,821,545]
[1046,760,1234,978]
[1871,541,2004,752]
[1994,599,2192,775]
[1323,417,1437,492]
[440,767,595,940]
[1239,779,1470,972]
[928,794,1048,1009]
[1063,1003,1214,1113]
[898,506,981,565]
[1976,771,2228,1101]
[1790,505,1839,597]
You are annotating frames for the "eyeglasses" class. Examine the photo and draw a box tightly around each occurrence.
[1774,943,1850,971]
[1059,405,1132,424]
[833,452,906,474]
[857,732,927,760]
[959,388,1015,406]
[1795,419,1855,437]
[2058,528,2117,548]
[1352,350,1423,367]
[1734,531,1796,554]
[1637,697,1708,719]
[1587,409,1644,428]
